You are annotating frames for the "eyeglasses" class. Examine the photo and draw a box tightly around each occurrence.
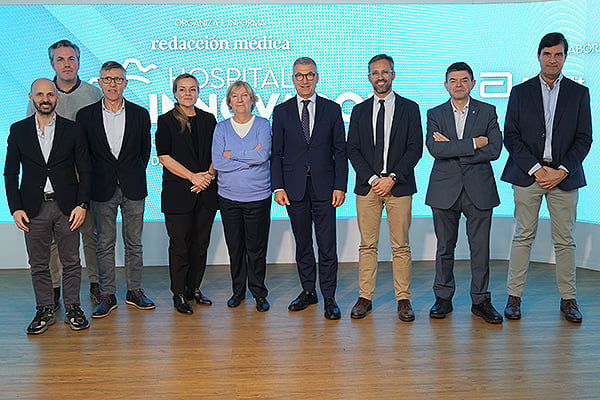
[369,70,393,78]
[100,76,125,85]
[294,72,316,81]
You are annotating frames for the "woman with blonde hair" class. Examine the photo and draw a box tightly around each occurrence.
[212,80,272,312]
[155,73,217,314]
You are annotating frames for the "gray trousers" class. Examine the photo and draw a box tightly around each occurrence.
[25,200,82,309]
[48,209,98,287]
[507,183,578,299]
[93,186,145,295]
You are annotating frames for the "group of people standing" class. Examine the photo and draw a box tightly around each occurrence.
[5,31,592,335]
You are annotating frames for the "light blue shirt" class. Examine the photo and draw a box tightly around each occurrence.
[102,99,126,159]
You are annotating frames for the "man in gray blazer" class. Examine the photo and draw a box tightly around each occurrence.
[425,62,503,324]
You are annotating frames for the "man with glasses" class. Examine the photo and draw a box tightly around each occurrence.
[271,57,348,320]
[347,54,422,321]
[27,40,102,309]
[76,61,154,319]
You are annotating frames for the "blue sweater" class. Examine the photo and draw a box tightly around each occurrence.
[212,116,272,202]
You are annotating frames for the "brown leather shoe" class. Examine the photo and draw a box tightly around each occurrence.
[504,295,522,320]
[560,298,583,323]
[350,297,372,319]
[397,299,415,322]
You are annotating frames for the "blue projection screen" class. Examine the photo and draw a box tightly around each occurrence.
[0,2,598,223]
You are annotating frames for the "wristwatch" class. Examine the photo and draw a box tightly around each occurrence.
[78,202,89,209]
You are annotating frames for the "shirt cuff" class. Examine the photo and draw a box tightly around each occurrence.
[559,165,569,174]
[528,163,542,176]
[368,175,378,185]
[472,138,477,150]
[274,188,284,193]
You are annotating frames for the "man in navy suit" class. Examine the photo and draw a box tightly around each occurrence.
[76,61,155,319]
[271,57,348,320]
[347,54,422,321]
[5,78,91,333]
[425,62,503,324]
[502,32,592,323]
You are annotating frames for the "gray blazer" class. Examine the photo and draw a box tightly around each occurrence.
[425,98,501,210]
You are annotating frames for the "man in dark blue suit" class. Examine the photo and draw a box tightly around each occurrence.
[271,57,348,320]
[501,32,592,323]
[347,54,422,321]
[425,62,503,324]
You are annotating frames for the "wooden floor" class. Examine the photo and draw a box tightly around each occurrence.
[0,260,598,400]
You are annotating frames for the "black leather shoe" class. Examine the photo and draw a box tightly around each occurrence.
[173,294,193,314]
[92,294,118,319]
[288,290,318,311]
[255,297,270,312]
[227,293,244,308]
[472,298,503,324]
[429,297,452,319]
[504,295,522,320]
[324,297,341,320]
[53,287,61,312]
[350,297,372,319]
[186,288,212,306]
[560,298,583,323]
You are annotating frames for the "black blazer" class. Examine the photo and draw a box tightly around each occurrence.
[347,93,423,197]
[271,96,348,202]
[155,107,218,213]
[4,114,91,218]
[501,76,592,190]
[76,99,151,202]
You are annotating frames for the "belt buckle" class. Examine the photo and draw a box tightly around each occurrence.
[43,192,54,201]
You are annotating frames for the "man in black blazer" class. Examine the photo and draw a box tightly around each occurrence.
[4,78,91,333]
[76,61,154,319]
[271,57,348,320]
[425,62,503,324]
[501,33,592,323]
[347,54,422,321]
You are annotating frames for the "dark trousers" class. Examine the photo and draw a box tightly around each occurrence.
[219,195,270,298]
[286,177,338,298]
[432,189,492,304]
[25,200,82,309]
[164,196,217,296]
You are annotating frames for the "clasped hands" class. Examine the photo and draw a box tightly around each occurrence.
[190,171,213,193]
[534,166,567,189]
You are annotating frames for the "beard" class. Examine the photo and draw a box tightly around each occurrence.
[373,79,392,95]
[34,101,56,115]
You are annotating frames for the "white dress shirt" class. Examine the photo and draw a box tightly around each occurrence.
[35,113,56,194]
[102,99,126,159]
[296,93,317,137]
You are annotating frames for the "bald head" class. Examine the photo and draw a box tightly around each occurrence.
[29,78,58,116]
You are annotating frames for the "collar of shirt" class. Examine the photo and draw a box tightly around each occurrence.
[451,97,470,114]
[372,90,395,110]
[371,91,396,174]
[539,73,563,92]
[102,98,126,115]
[35,112,57,135]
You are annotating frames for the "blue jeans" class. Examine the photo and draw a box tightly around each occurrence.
[93,186,145,295]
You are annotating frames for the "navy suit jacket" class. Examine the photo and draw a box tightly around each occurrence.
[347,93,423,197]
[501,76,592,190]
[425,98,502,210]
[76,99,151,202]
[271,95,348,202]
[4,114,91,218]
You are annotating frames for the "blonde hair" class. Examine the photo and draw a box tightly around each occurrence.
[225,80,257,112]
[172,73,199,134]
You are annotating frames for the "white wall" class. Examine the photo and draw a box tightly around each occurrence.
[2,216,598,271]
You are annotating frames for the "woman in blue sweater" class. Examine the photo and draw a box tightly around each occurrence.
[212,80,272,312]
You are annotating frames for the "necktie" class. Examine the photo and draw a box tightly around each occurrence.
[301,99,311,143]
[374,99,385,174]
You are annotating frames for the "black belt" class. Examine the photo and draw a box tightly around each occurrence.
[43,192,55,201]
[542,160,553,167]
